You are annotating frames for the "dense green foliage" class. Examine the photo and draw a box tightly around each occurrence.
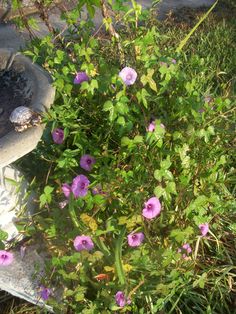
[2,1,236,313]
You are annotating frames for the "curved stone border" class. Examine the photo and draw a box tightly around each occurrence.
[0,48,55,168]
[0,165,35,242]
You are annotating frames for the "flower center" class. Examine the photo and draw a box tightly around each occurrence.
[87,159,92,164]
[132,235,137,240]
[82,240,87,245]
[80,183,85,189]
[147,204,153,210]
[126,74,132,80]
[1,254,7,260]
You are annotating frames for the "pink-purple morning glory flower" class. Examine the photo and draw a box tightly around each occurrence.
[115,291,131,307]
[147,121,156,132]
[71,174,90,198]
[74,71,89,84]
[182,243,192,253]
[178,243,192,259]
[74,235,94,251]
[80,154,96,172]
[199,223,209,237]
[127,232,144,247]
[119,67,137,86]
[147,120,165,132]
[171,59,177,64]
[40,286,52,301]
[142,197,161,219]
[52,128,64,144]
[62,175,90,199]
[62,183,71,199]
[0,250,13,266]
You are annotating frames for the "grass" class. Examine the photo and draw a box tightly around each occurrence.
[1,1,235,313]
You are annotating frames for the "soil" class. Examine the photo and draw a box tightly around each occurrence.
[164,0,236,27]
[0,68,32,138]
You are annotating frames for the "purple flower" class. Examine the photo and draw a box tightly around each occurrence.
[80,154,96,172]
[171,58,177,64]
[62,183,71,199]
[178,243,192,260]
[40,286,51,301]
[115,291,130,307]
[147,121,156,132]
[74,71,89,84]
[199,223,209,237]
[74,235,94,251]
[127,232,144,247]
[119,67,137,86]
[71,174,90,198]
[147,121,165,132]
[0,250,13,266]
[182,243,192,254]
[142,197,161,219]
[52,128,64,144]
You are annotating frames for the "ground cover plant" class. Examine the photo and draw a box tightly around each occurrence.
[1,0,236,313]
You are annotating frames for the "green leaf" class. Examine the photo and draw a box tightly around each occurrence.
[160,156,172,170]
[103,102,113,113]
[133,135,143,144]
[154,185,166,198]
[121,137,132,147]
[116,116,125,126]
[103,101,116,121]
[44,186,54,195]
[39,194,47,207]
[141,68,157,92]
[170,226,194,243]
[0,229,8,241]
[166,181,177,195]
[154,169,162,181]
[116,102,129,115]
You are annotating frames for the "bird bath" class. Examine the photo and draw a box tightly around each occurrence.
[0,48,55,311]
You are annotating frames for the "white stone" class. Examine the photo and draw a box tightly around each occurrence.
[0,165,31,241]
[0,166,53,312]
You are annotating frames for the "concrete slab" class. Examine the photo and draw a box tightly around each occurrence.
[0,246,54,312]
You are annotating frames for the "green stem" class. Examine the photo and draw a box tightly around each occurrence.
[68,195,80,229]
[176,0,218,53]
[115,227,126,285]
[93,237,111,259]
